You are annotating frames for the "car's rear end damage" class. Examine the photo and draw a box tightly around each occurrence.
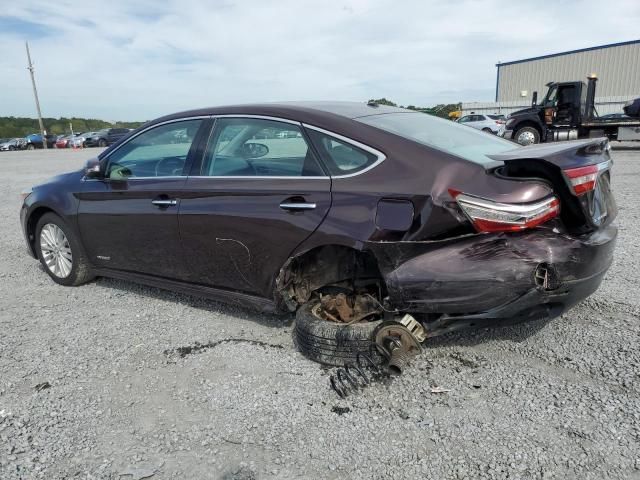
[367,137,617,334]
[288,136,617,362]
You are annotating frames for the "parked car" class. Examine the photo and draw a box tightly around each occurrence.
[0,137,27,151]
[458,114,506,135]
[85,128,131,147]
[70,132,96,148]
[598,113,630,120]
[24,133,57,149]
[55,135,76,149]
[20,102,617,365]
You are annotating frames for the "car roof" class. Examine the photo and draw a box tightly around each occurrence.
[151,101,409,125]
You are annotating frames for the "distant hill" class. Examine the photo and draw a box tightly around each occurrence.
[0,116,146,138]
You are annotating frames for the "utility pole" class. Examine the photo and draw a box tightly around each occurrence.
[25,41,47,149]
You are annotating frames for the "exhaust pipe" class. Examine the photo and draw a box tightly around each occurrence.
[585,74,598,121]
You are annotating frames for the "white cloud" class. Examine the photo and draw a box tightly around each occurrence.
[1,0,638,120]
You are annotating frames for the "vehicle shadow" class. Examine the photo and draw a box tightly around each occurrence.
[92,276,294,329]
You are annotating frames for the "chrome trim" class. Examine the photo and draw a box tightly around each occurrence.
[82,176,186,182]
[102,116,210,162]
[151,199,177,206]
[301,123,387,178]
[212,114,301,125]
[186,175,328,180]
[456,193,557,215]
[279,202,317,210]
[596,159,612,172]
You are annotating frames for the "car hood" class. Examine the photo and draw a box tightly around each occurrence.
[509,106,542,117]
[33,169,84,191]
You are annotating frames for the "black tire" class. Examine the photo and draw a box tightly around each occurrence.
[514,126,540,146]
[9,146,15,151]
[294,301,383,366]
[98,139,107,147]
[35,212,94,287]
[482,128,493,134]
[27,143,35,150]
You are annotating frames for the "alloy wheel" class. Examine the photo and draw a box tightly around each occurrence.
[40,223,73,278]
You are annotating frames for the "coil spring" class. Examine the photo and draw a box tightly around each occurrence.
[329,351,389,398]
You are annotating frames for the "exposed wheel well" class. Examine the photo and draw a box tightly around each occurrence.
[275,245,386,312]
[26,207,56,254]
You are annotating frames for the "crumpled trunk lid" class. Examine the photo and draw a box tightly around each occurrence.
[489,138,617,232]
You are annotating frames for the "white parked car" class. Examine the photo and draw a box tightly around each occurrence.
[457,114,506,135]
[70,132,98,148]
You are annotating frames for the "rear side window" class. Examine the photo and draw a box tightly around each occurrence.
[357,112,516,165]
[306,129,379,176]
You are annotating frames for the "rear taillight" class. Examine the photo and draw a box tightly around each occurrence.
[563,161,610,196]
[450,190,560,233]
[495,120,505,124]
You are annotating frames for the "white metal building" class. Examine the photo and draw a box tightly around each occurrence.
[463,40,640,116]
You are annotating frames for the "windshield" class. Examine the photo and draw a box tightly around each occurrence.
[357,112,517,165]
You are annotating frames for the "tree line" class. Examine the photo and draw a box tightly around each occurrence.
[367,98,461,119]
[0,116,146,139]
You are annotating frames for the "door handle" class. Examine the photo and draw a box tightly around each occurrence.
[279,201,316,211]
[152,198,177,207]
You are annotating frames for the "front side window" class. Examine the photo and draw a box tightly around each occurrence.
[306,129,379,176]
[201,118,324,177]
[106,119,202,179]
[357,112,516,166]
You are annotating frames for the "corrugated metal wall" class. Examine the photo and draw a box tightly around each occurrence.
[497,42,640,102]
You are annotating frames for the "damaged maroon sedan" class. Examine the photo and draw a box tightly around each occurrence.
[20,102,617,366]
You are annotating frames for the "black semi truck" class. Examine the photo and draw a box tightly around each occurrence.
[503,75,640,145]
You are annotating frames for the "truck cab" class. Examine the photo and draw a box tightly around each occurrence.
[504,75,640,145]
[504,80,588,145]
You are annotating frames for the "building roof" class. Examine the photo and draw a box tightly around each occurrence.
[496,39,640,67]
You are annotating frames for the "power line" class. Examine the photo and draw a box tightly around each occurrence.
[25,41,47,149]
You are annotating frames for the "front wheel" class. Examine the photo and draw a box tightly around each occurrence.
[35,213,94,286]
[98,139,107,147]
[26,143,35,150]
[514,126,540,146]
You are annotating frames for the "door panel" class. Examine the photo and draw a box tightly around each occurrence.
[78,178,188,279]
[178,116,331,297]
[76,118,209,280]
[179,177,331,297]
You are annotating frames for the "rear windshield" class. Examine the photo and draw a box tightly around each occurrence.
[357,112,517,165]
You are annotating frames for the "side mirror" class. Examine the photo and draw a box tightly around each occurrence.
[532,91,538,107]
[84,158,102,178]
[241,142,269,159]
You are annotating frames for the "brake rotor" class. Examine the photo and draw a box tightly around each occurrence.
[374,321,422,357]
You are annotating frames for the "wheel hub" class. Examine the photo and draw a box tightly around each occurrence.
[40,224,73,278]
[517,130,536,145]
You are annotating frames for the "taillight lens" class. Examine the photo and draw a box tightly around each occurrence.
[563,161,610,196]
[450,190,560,233]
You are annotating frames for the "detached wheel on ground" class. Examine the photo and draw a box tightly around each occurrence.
[35,212,94,286]
[294,301,383,366]
[514,126,540,145]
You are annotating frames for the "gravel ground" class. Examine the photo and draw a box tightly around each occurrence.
[1,146,639,480]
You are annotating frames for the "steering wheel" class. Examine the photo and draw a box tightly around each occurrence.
[155,157,185,177]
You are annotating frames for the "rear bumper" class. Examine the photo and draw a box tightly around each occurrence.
[371,225,617,334]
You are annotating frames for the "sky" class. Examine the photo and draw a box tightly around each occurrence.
[1,0,639,121]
